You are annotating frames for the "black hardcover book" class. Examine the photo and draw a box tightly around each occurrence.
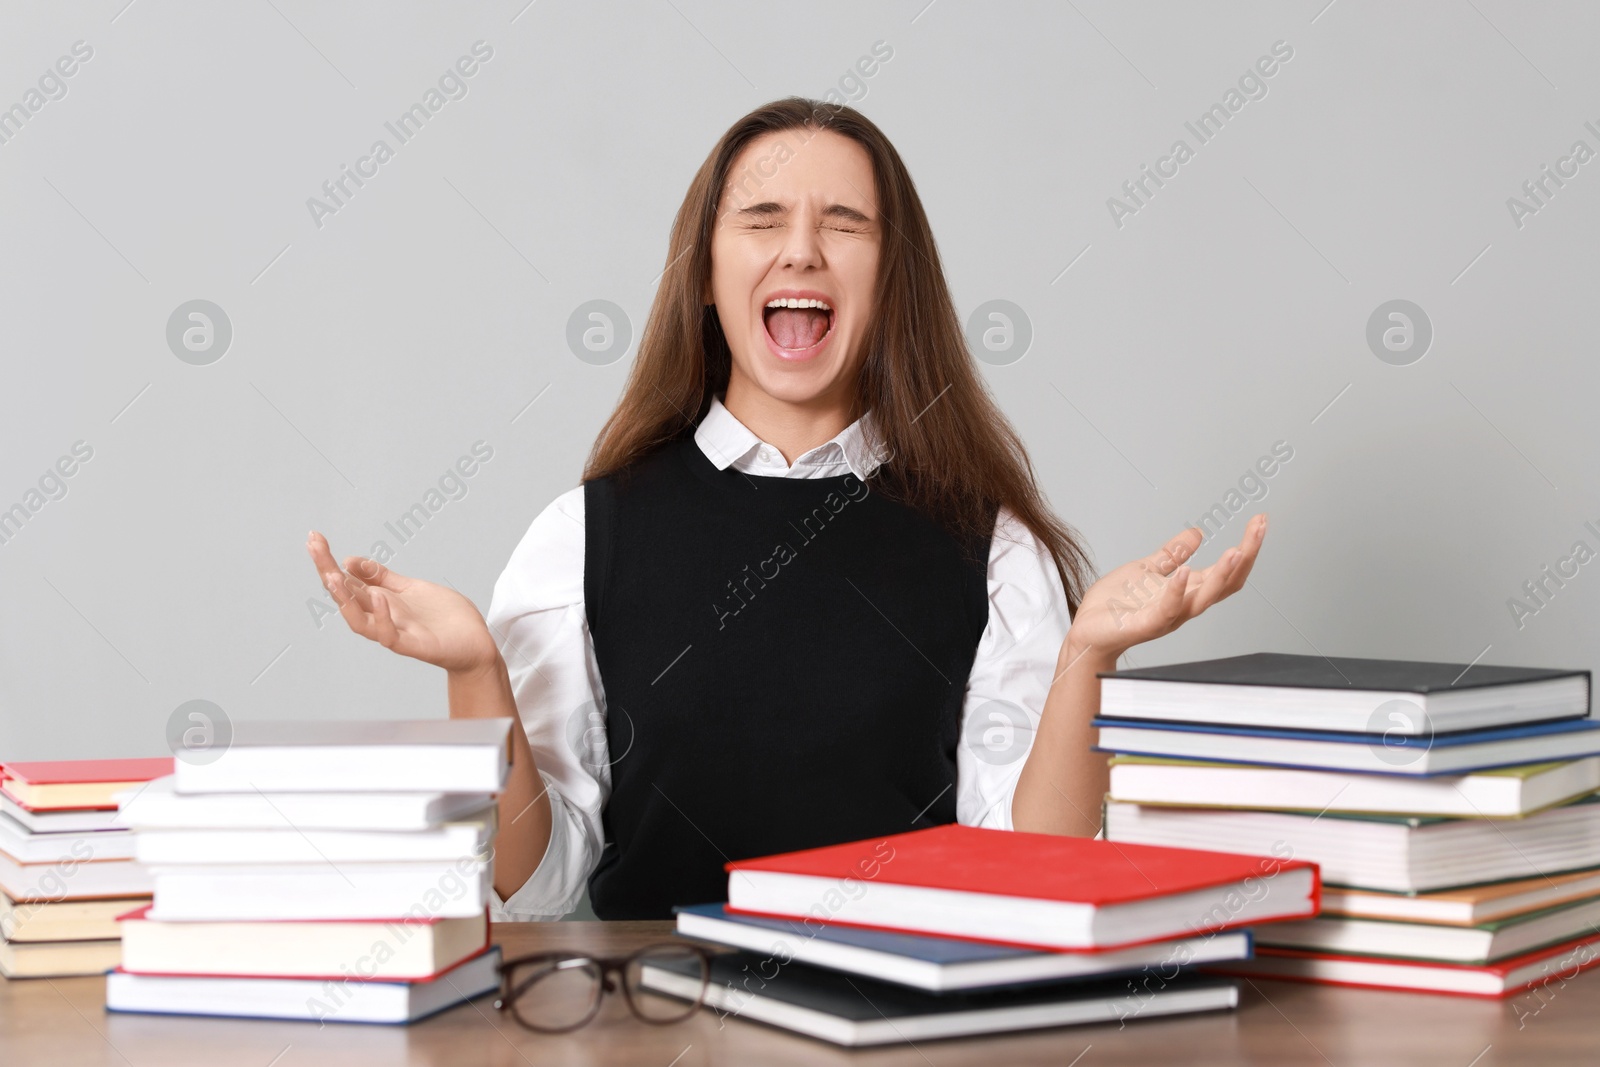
[638,949,1238,1046]
[1096,652,1590,735]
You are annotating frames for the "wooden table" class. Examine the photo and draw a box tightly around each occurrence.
[3,921,1599,1065]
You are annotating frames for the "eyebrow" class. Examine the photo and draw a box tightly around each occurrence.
[735,201,873,225]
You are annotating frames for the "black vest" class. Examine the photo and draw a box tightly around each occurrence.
[583,434,993,919]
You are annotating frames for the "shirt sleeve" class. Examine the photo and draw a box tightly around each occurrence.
[482,485,609,921]
[956,505,1074,831]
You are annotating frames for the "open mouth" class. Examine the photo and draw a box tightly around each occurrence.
[762,297,835,356]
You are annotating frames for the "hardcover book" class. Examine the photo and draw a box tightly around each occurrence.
[724,823,1318,951]
[1096,653,1589,735]
[641,950,1240,1046]
[0,758,174,811]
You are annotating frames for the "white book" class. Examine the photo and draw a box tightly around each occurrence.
[106,947,500,1023]
[114,776,495,831]
[0,849,152,901]
[1104,797,1600,893]
[172,717,513,794]
[1096,719,1600,776]
[1107,756,1600,818]
[1255,895,1600,964]
[0,810,135,863]
[133,809,494,865]
[146,860,490,921]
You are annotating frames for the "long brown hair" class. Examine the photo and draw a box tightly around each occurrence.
[582,97,1093,612]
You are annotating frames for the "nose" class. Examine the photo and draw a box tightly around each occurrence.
[778,208,823,271]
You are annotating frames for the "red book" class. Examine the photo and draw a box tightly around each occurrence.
[0,757,174,811]
[724,823,1319,952]
[1205,932,1600,998]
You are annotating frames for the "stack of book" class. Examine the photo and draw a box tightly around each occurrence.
[0,757,168,978]
[1096,651,1600,997]
[643,823,1322,1046]
[104,718,514,1023]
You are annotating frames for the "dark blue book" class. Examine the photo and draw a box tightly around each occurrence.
[1093,716,1600,776]
[672,903,1252,992]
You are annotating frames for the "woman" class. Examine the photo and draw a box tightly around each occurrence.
[307,97,1266,921]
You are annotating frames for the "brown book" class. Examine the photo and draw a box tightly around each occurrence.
[2,892,150,942]
[118,907,489,980]
[0,937,120,978]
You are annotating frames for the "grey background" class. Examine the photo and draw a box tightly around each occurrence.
[3,3,1596,785]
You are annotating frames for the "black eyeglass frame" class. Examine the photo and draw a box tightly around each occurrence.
[492,941,717,1034]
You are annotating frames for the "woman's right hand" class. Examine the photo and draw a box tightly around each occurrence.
[306,530,500,674]
[310,529,548,893]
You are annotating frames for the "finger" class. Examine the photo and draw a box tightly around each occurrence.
[368,589,400,649]
[322,569,376,638]
[308,532,373,611]
[307,530,342,577]
[343,554,409,593]
[1186,515,1268,614]
[333,570,376,614]
[310,534,375,614]
[305,544,374,612]
[1158,565,1191,629]
[1150,527,1203,574]
[1202,514,1265,601]
[1184,548,1241,616]
[343,555,386,587]
[1226,513,1267,589]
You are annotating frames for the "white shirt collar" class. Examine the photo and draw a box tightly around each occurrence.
[694,394,887,480]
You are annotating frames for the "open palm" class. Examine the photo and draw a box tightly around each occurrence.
[1069,514,1267,659]
[306,530,499,672]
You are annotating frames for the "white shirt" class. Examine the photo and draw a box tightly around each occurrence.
[485,396,1072,920]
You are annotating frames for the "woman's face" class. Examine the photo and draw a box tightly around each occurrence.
[707,128,881,411]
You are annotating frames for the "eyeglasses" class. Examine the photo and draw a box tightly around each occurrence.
[493,942,716,1033]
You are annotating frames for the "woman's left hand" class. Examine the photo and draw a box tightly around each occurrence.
[1065,513,1267,661]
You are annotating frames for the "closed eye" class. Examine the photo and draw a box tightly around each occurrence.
[742,221,869,233]
[733,201,874,232]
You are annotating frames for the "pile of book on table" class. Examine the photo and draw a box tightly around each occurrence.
[645,823,1322,1047]
[0,758,169,978]
[1096,651,1600,997]
[105,718,513,1024]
